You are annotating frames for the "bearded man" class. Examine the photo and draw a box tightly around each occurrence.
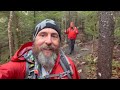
[0,19,80,79]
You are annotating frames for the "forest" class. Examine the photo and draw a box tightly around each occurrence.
[0,11,120,79]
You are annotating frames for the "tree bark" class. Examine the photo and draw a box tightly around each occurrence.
[14,12,21,48]
[7,11,13,58]
[34,11,36,25]
[97,11,115,79]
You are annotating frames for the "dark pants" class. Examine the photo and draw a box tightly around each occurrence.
[68,39,75,54]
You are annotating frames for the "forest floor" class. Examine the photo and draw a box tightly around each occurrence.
[61,38,120,79]
[1,34,120,79]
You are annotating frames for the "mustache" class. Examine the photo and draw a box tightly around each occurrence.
[40,44,55,51]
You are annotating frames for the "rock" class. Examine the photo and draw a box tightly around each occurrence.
[81,48,89,51]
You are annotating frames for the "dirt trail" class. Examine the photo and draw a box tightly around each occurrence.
[62,42,92,79]
[62,40,120,79]
[63,44,91,60]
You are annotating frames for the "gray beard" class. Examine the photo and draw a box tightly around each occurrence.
[37,51,57,71]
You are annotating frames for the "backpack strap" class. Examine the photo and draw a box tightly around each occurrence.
[60,49,73,79]
[24,50,37,79]
[25,60,29,79]
[25,60,36,79]
[25,49,74,79]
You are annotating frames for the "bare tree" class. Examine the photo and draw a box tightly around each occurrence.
[34,11,36,25]
[97,11,115,79]
[7,11,13,58]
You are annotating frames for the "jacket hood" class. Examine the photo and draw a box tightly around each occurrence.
[11,42,33,62]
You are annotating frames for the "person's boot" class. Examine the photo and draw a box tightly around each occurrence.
[69,51,73,55]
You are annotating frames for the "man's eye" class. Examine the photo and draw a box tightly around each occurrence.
[40,34,45,37]
[52,35,58,38]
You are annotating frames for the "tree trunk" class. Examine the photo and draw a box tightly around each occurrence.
[63,11,67,44]
[67,11,72,28]
[34,11,36,25]
[7,11,13,58]
[12,11,20,50]
[97,11,115,79]
[80,20,86,43]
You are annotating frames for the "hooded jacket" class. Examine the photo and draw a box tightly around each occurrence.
[0,42,80,79]
[65,22,79,40]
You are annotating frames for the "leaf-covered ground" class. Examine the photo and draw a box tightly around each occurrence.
[62,39,120,79]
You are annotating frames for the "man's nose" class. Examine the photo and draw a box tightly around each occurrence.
[45,36,52,45]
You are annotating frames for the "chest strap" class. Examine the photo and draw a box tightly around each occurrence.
[40,70,71,79]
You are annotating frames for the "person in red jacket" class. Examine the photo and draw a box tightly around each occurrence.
[65,22,79,54]
[0,19,80,79]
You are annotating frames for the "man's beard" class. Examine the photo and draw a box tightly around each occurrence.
[37,51,57,71]
[33,44,58,71]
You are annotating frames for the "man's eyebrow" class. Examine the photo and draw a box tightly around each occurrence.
[52,32,58,34]
[39,32,47,34]
[51,33,59,36]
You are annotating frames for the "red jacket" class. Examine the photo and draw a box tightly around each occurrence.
[0,42,80,79]
[65,27,78,40]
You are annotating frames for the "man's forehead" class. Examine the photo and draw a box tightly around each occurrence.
[39,28,59,34]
